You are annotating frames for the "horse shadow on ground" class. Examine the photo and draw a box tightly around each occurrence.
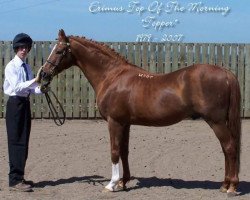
[34,175,250,196]
[34,175,109,188]
[129,177,250,196]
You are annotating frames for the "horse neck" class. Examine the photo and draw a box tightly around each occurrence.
[70,37,126,92]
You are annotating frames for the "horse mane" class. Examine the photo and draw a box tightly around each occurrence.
[69,35,128,64]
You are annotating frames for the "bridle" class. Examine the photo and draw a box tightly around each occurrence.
[42,41,71,126]
[45,41,71,77]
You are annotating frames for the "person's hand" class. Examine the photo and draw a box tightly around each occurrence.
[35,66,43,83]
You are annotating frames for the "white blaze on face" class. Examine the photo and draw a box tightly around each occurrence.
[47,44,57,62]
[43,44,58,72]
[105,163,120,191]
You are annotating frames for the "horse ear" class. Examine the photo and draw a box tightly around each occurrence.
[58,29,66,41]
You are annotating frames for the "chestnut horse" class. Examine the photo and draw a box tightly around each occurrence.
[41,29,241,196]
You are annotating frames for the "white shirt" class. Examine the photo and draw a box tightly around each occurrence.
[3,55,41,97]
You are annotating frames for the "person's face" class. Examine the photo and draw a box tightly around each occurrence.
[16,45,29,60]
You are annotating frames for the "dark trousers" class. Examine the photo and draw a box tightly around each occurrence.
[6,96,31,186]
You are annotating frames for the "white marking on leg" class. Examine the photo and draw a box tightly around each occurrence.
[105,163,120,191]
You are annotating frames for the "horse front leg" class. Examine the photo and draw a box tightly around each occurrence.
[118,124,131,190]
[104,118,124,192]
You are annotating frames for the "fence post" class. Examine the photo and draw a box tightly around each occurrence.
[3,41,12,118]
[244,45,250,117]
[0,42,4,118]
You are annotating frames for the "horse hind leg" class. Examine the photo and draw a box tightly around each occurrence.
[207,121,239,195]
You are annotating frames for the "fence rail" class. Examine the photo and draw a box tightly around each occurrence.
[0,41,250,118]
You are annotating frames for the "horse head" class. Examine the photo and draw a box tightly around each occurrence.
[41,29,74,91]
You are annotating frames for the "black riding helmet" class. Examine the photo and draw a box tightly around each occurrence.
[13,33,33,52]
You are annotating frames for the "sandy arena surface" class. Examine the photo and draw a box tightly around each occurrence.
[0,119,249,200]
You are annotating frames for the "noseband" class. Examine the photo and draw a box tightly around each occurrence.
[46,41,71,77]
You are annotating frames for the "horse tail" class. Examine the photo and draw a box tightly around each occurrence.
[227,72,242,172]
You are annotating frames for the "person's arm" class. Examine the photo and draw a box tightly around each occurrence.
[28,67,44,94]
[5,64,38,93]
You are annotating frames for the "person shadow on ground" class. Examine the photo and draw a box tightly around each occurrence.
[34,175,108,188]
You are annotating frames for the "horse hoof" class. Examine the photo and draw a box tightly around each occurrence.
[116,181,127,191]
[227,191,237,197]
[219,186,228,193]
[102,187,113,193]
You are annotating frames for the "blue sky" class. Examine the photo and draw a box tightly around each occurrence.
[0,0,249,43]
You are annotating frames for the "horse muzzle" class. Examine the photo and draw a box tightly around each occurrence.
[40,70,53,93]
[41,70,50,80]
